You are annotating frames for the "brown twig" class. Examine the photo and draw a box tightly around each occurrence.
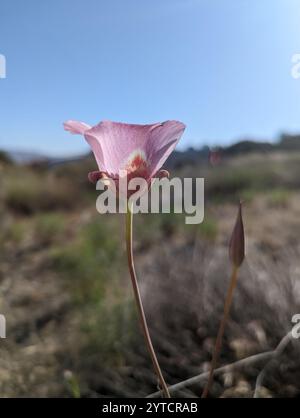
[254,331,293,398]
[147,350,273,398]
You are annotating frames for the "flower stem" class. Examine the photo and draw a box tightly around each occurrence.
[125,203,170,398]
[201,265,239,398]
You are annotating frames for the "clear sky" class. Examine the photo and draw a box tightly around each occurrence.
[1,0,300,156]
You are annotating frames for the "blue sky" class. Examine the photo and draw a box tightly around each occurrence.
[1,0,300,156]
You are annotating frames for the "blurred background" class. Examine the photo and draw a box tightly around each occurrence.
[1,0,300,397]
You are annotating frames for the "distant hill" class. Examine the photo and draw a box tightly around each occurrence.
[2,133,300,169]
[3,150,90,167]
[278,134,300,150]
[166,134,300,169]
[5,151,50,164]
[0,150,12,164]
[222,140,274,156]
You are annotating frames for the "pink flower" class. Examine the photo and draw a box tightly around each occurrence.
[63,120,185,187]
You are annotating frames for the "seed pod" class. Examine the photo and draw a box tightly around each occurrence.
[229,201,245,267]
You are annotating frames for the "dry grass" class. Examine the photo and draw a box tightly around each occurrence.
[0,151,300,397]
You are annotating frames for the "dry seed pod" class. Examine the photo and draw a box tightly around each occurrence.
[229,201,245,267]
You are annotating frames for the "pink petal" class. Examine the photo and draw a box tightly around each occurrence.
[88,171,109,184]
[146,121,186,177]
[63,120,105,170]
[154,169,170,179]
[84,121,162,176]
[64,120,91,135]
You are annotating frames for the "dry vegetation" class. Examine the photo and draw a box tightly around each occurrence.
[0,150,300,397]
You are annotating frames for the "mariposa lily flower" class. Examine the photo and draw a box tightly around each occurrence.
[63,120,185,188]
[64,118,185,398]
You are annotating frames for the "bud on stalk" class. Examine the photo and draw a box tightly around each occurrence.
[202,202,245,398]
[229,201,245,268]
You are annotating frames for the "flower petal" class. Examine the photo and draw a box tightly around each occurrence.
[63,120,106,170]
[154,169,170,179]
[64,120,91,135]
[146,121,186,177]
[84,121,161,176]
[88,171,109,184]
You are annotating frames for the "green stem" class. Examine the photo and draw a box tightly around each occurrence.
[201,265,239,398]
[125,203,170,398]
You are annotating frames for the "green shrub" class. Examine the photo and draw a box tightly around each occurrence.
[52,217,122,304]
[266,189,291,208]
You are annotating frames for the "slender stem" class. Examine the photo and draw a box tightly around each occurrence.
[125,203,170,398]
[201,265,239,398]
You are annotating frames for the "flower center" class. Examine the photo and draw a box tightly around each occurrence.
[124,150,149,179]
